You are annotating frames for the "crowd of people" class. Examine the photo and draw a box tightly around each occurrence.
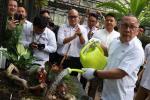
[1,0,150,100]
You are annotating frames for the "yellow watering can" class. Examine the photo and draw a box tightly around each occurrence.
[80,40,107,70]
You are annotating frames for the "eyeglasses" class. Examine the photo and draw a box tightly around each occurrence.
[120,23,139,31]
[68,16,78,19]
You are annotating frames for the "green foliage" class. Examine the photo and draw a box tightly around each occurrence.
[96,2,128,15]
[3,23,23,53]
[1,44,35,69]
[35,0,48,9]
[63,76,85,99]
[96,0,150,26]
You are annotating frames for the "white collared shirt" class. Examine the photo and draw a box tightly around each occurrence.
[140,43,150,90]
[92,29,120,47]
[22,27,57,66]
[57,24,88,57]
[102,37,145,100]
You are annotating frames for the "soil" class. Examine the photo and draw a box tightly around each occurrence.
[0,69,91,100]
[0,70,42,100]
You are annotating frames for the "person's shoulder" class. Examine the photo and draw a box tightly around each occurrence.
[131,37,144,51]
[45,27,55,34]
[25,20,32,25]
[78,24,87,31]
[78,24,85,28]
[145,43,150,48]
[97,28,105,32]
[95,29,105,35]
[113,30,120,34]
[58,24,68,29]
[81,24,87,28]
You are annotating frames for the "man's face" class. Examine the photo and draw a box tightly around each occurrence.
[88,16,97,29]
[33,26,45,35]
[119,16,139,43]
[68,10,79,27]
[17,7,27,18]
[104,16,116,31]
[42,12,50,18]
[8,0,18,16]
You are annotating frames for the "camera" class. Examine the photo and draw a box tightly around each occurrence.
[14,13,24,21]
[38,44,45,50]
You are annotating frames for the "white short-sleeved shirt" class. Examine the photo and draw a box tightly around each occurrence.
[101,37,145,100]
[140,43,150,90]
[57,24,88,57]
[22,27,57,66]
[92,29,120,47]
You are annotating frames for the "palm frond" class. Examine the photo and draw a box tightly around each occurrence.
[134,0,149,17]
[130,0,138,14]
[96,2,127,15]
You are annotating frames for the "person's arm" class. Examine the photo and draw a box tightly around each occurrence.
[63,34,76,44]
[43,30,57,53]
[75,27,85,44]
[95,68,127,79]
[57,25,76,45]
[63,26,85,44]
[82,68,127,80]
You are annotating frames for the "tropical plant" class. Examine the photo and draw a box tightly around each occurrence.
[1,43,35,69]
[96,0,150,26]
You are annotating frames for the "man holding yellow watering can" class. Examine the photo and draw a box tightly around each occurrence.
[81,15,144,100]
[80,13,120,99]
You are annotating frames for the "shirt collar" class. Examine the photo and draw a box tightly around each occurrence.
[119,36,138,45]
[104,29,115,34]
[86,25,97,31]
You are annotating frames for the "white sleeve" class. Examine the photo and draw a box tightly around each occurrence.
[43,30,57,53]
[57,25,65,45]
[118,49,144,76]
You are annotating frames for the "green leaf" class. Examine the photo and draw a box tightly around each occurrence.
[16,43,27,56]
[131,0,149,17]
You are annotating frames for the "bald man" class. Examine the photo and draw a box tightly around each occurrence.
[57,9,88,75]
[82,15,145,100]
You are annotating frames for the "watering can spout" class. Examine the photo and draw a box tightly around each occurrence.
[67,68,84,74]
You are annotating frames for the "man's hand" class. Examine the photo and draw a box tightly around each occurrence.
[82,68,96,80]
[29,42,38,49]
[75,27,82,37]
[7,20,19,30]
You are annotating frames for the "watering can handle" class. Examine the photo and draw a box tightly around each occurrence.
[67,68,84,74]
[80,41,94,54]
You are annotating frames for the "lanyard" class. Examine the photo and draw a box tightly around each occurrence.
[32,32,42,43]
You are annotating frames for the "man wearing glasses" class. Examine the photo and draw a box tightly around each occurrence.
[82,15,144,100]
[57,9,88,75]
